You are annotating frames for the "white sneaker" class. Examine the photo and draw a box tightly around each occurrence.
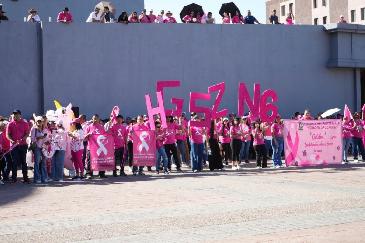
[58,180,64,183]
[256,166,261,169]
[35,180,41,184]
[0,180,4,185]
[45,178,53,182]
[354,159,359,163]
[275,165,280,169]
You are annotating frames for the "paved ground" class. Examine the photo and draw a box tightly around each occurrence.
[1,161,365,243]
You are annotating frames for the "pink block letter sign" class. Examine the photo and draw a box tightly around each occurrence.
[208,82,228,119]
[238,83,261,119]
[156,80,184,117]
[260,89,278,123]
[189,92,211,127]
[145,91,167,130]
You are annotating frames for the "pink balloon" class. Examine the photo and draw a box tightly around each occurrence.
[189,92,211,127]
[145,91,167,130]
[260,89,278,123]
[156,80,182,116]
[208,82,228,119]
[238,83,260,120]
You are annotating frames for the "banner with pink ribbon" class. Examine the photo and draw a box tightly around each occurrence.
[132,130,156,166]
[283,120,342,167]
[89,134,115,171]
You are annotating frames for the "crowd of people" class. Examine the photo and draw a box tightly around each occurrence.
[0,107,364,186]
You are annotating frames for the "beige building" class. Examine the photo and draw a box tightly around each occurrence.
[266,0,364,25]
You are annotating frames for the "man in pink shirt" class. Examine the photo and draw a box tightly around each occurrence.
[163,116,182,172]
[57,7,73,23]
[148,10,156,23]
[6,110,30,183]
[139,9,151,23]
[109,115,128,176]
[163,11,177,23]
[130,115,150,175]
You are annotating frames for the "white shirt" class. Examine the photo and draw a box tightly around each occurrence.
[27,14,41,23]
[70,129,85,152]
[86,12,102,23]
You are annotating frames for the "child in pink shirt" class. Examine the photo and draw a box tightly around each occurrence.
[252,122,267,168]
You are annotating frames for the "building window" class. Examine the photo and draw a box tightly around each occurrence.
[322,0,326,6]
[314,18,318,25]
[289,3,293,13]
[361,8,365,20]
[281,5,286,16]
[351,10,356,22]
[313,0,317,8]
[323,16,327,24]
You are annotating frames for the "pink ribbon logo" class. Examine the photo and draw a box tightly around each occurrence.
[96,135,108,156]
[285,131,299,165]
[138,131,150,152]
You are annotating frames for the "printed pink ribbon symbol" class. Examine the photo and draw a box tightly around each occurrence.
[117,129,122,137]
[96,135,107,156]
[285,131,299,165]
[138,131,150,152]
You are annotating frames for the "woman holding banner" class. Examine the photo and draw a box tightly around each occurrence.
[230,117,242,170]
[271,115,284,168]
[252,121,267,168]
[130,115,149,176]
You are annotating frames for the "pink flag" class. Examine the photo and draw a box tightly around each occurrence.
[132,130,156,166]
[89,133,115,171]
[110,106,120,124]
[343,104,353,120]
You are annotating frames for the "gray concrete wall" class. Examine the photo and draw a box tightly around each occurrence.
[41,23,356,118]
[0,0,144,22]
[0,22,42,119]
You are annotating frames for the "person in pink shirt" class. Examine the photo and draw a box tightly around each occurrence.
[230,117,242,170]
[68,120,85,179]
[239,117,252,164]
[0,121,11,184]
[176,116,189,165]
[128,11,139,23]
[163,116,182,172]
[286,12,294,25]
[109,115,128,176]
[271,115,284,168]
[351,112,365,162]
[189,115,206,172]
[155,10,165,23]
[183,11,194,23]
[130,115,150,175]
[85,114,107,178]
[155,121,169,174]
[139,9,151,23]
[57,7,73,23]
[51,120,67,182]
[252,121,267,168]
[222,12,231,24]
[148,10,156,23]
[232,11,243,24]
[163,11,177,23]
[218,117,231,165]
[301,109,314,120]
[6,110,30,183]
[342,115,353,163]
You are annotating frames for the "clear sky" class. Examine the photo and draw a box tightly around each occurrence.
[144,0,266,23]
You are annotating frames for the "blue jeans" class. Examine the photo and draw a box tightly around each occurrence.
[176,140,187,163]
[156,147,168,171]
[190,142,204,171]
[240,141,251,161]
[352,137,365,159]
[342,138,351,161]
[34,147,48,182]
[271,137,284,166]
[51,150,65,181]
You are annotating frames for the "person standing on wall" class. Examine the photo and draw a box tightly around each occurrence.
[269,10,280,24]
[57,7,73,23]
[0,5,8,22]
[243,10,260,24]
[6,110,30,183]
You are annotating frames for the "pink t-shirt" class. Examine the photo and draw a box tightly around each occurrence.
[86,123,106,136]
[190,126,204,144]
[240,124,251,142]
[155,129,165,149]
[163,17,177,23]
[6,119,29,146]
[230,125,241,139]
[110,123,127,149]
[132,123,149,132]
[139,15,150,23]
[351,119,364,138]
[271,123,284,138]
[148,14,156,23]
[232,15,242,24]
[286,18,294,25]
[252,128,265,146]
[164,123,178,145]
[183,15,192,23]
[176,120,188,141]
[342,120,353,138]
[222,17,231,24]
[218,124,231,144]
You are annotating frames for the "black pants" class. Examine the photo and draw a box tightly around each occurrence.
[82,141,88,170]
[230,139,242,161]
[86,150,105,176]
[114,147,125,172]
[221,143,231,163]
[10,145,28,180]
[164,143,181,170]
[1,153,12,180]
[127,141,133,167]
[254,144,267,168]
